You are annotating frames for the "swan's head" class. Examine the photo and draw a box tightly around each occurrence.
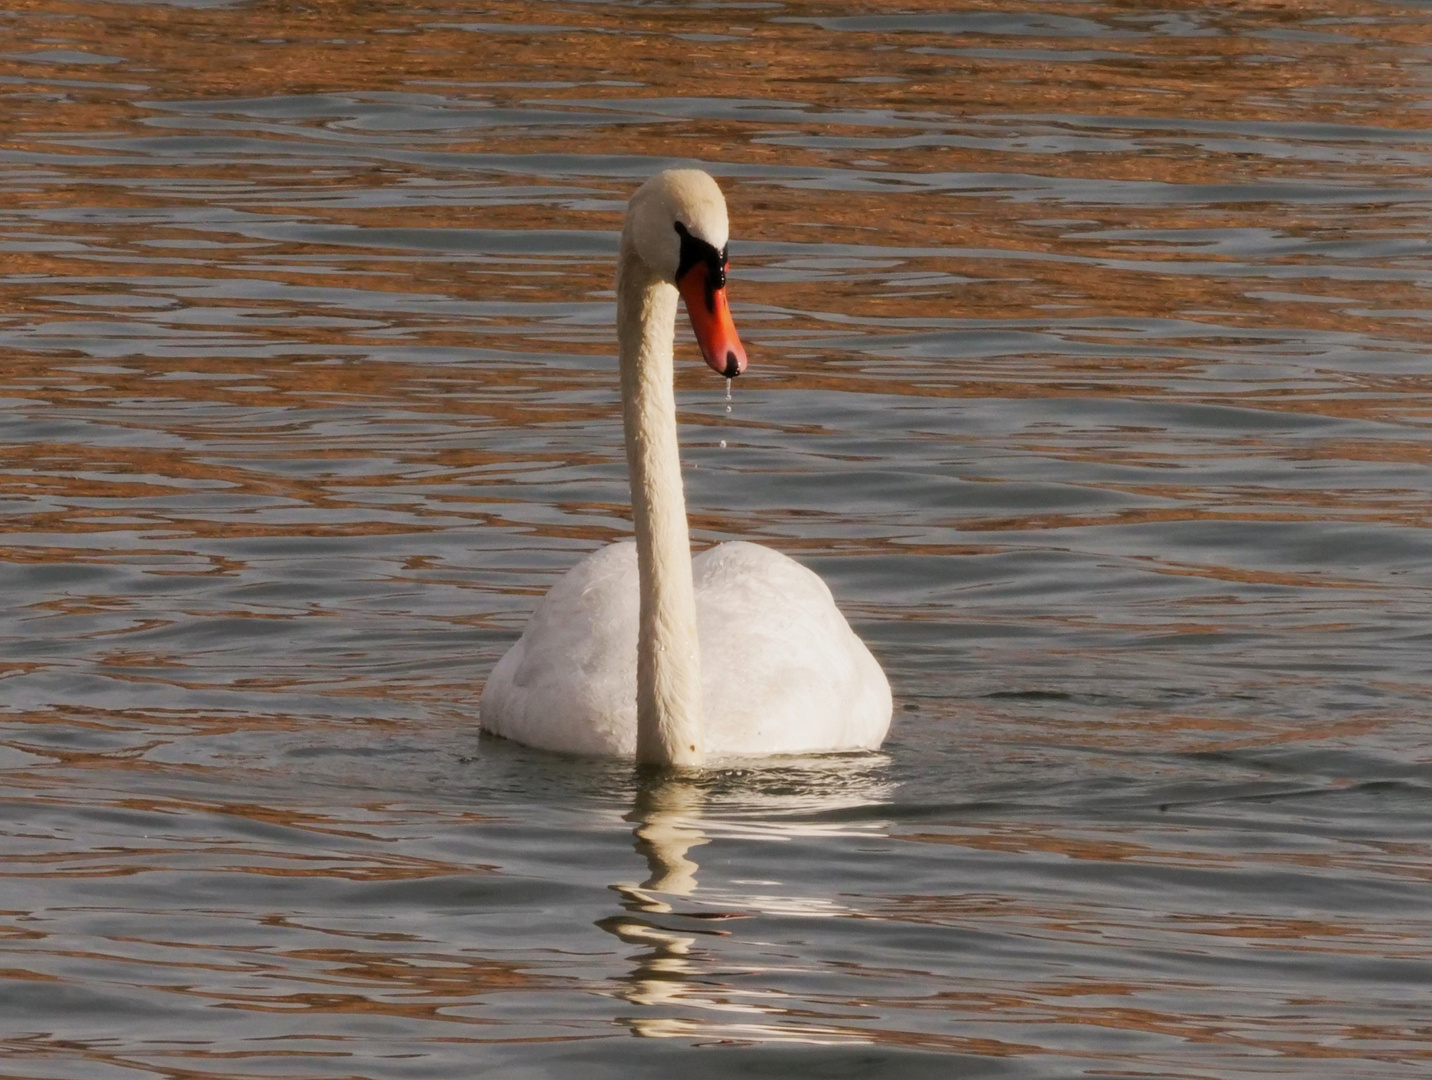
[626,169,748,378]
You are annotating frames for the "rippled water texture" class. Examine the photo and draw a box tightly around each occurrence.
[3,1,1432,1076]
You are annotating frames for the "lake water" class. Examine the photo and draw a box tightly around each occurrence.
[3,1,1431,1076]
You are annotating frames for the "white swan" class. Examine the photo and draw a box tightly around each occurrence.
[480,169,891,765]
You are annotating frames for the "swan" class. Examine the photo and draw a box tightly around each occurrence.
[479,169,891,766]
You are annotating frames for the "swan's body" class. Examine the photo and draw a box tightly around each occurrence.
[481,540,890,757]
[480,170,891,764]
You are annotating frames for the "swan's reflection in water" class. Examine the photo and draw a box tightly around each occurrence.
[599,758,893,1042]
[621,772,708,912]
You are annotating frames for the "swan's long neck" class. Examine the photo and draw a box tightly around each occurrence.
[617,234,705,767]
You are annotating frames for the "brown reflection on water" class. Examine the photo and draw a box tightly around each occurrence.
[5,0,1431,523]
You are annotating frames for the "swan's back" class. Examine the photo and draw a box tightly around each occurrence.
[479,541,891,758]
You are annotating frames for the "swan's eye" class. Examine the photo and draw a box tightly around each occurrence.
[673,220,724,287]
[707,253,726,292]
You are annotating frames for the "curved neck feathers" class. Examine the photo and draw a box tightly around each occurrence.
[616,232,705,767]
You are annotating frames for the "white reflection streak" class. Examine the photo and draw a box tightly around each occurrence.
[628,775,707,909]
[605,776,705,1016]
[602,764,893,1044]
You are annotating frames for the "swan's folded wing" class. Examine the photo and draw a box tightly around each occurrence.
[694,541,891,756]
[479,542,640,755]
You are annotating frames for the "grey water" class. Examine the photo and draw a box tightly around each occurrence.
[2,1,1431,1076]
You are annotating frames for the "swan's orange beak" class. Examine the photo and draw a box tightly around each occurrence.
[677,261,748,378]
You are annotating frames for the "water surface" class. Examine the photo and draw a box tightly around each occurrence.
[3,1,1431,1076]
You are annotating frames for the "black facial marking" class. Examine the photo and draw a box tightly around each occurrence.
[673,221,728,313]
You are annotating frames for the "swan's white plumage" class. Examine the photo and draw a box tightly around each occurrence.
[478,169,891,762]
[480,540,891,758]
